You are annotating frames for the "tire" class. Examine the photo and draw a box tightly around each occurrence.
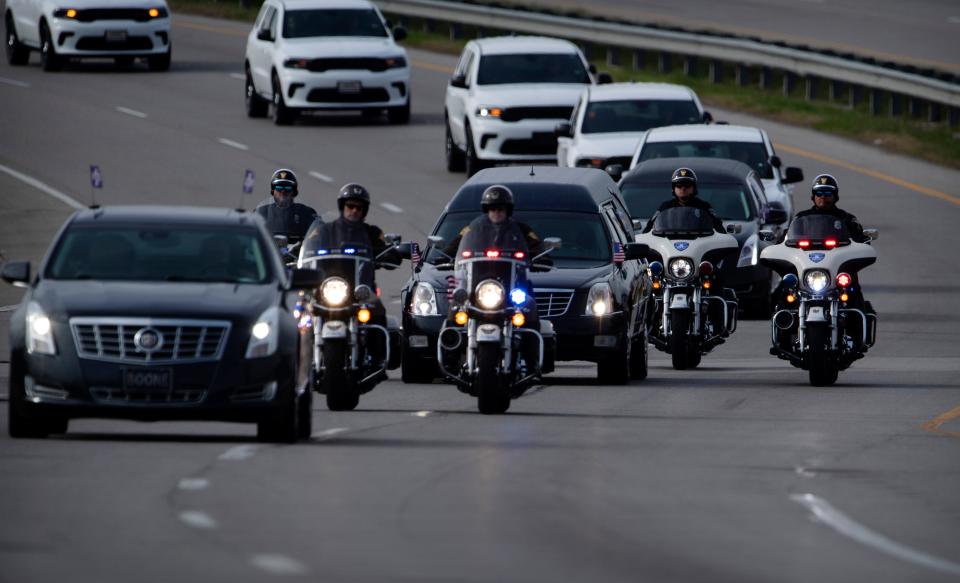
[670,310,694,370]
[387,97,410,124]
[39,21,62,72]
[245,69,268,118]
[323,340,359,410]
[401,342,435,384]
[629,326,649,381]
[806,325,838,386]
[597,338,630,385]
[272,73,294,126]
[257,375,300,443]
[476,343,509,414]
[464,123,486,177]
[6,15,30,66]
[296,376,313,439]
[8,353,66,438]
[445,116,466,172]
[147,46,171,72]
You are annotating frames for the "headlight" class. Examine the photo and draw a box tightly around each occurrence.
[476,106,503,118]
[26,302,56,355]
[320,277,350,306]
[384,56,407,68]
[669,258,694,280]
[737,234,759,268]
[411,282,439,316]
[147,7,168,17]
[53,8,79,18]
[585,282,614,316]
[245,306,280,358]
[475,280,504,310]
[284,58,311,69]
[805,270,830,293]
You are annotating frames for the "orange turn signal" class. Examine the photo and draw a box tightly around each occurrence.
[454,311,468,326]
[840,293,849,302]
[786,294,796,304]
[148,8,160,17]
[66,8,78,17]
[652,280,661,290]
[357,308,371,323]
[511,312,525,327]
[702,281,712,290]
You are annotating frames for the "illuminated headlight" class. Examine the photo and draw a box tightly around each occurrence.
[320,277,350,306]
[669,258,694,280]
[737,234,759,268]
[412,282,439,316]
[475,280,504,310]
[805,270,830,293]
[26,302,56,355]
[476,106,503,118]
[53,8,79,18]
[246,306,280,358]
[585,282,614,316]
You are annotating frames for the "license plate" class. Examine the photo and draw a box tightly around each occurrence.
[670,294,688,309]
[337,81,361,94]
[105,30,128,43]
[123,368,171,390]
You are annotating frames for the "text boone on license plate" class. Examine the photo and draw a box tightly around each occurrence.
[123,368,172,390]
[337,81,362,94]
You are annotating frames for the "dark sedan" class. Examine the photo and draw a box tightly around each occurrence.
[2,206,318,442]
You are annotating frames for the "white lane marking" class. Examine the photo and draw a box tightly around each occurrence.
[380,202,403,213]
[795,467,816,478]
[179,511,218,529]
[0,162,84,210]
[949,16,960,24]
[218,445,258,461]
[314,427,348,440]
[229,72,246,80]
[0,76,30,88]
[309,171,334,183]
[116,106,148,119]
[250,554,309,576]
[412,411,432,418]
[177,478,210,491]
[0,305,19,312]
[218,138,249,151]
[792,493,960,576]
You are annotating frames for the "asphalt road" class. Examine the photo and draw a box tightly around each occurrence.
[1,13,959,583]
[482,0,960,74]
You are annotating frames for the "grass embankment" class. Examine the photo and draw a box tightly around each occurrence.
[169,0,959,169]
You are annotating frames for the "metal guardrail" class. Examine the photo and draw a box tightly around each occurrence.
[375,0,959,117]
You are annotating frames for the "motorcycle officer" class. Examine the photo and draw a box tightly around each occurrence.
[794,174,868,243]
[255,169,318,241]
[642,167,726,234]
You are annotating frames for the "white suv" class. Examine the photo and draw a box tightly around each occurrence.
[628,124,803,219]
[244,0,411,125]
[444,36,599,176]
[556,82,708,173]
[5,0,171,71]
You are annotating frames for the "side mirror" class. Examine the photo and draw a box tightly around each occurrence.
[1,260,30,287]
[725,223,743,234]
[450,74,467,89]
[783,167,804,184]
[554,121,573,138]
[435,263,455,272]
[763,206,789,224]
[394,242,414,260]
[702,111,714,124]
[597,72,614,85]
[769,155,782,168]
[392,26,407,42]
[257,29,273,42]
[273,234,289,248]
[623,242,649,261]
[384,232,402,245]
[758,230,777,242]
[604,164,623,182]
[289,268,323,289]
[863,228,879,241]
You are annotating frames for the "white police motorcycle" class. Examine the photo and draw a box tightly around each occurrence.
[760,214,878,386]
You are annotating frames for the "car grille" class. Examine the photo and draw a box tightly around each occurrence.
[500,106,573,122]
[70,318,231,364]
[71,8,160,22]
[534,289,575,318]
[306,87,390,103]
[302,57,398,72]
[500,133,558,155]
[91,387,206,404]
[75,36,154,51]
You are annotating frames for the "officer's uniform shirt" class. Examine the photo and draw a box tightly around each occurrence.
[642,196,726,233]
[255,200,318,240]
[445,215,545,259]
[794,205,868,243]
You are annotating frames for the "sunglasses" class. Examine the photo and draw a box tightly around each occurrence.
[344,202,365,210]
[273,185,294,192]
[487,206,507,212]
[813,191,836,197]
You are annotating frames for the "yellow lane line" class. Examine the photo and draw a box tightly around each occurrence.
[774,143,960,206]
[920,403,960,439]
[411,59,454,74]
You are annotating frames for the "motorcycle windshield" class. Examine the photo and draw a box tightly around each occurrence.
[299,244,372,287]
[651,207,716,238]
[461,259,519,307]
[786,215,851,244]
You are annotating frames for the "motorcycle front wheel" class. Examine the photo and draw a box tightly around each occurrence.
[476,343,510,414]
[670,310,696,370]
[806,325,839,386]
[323,340,360,410]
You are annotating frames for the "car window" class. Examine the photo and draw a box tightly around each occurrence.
[283,9,388,38]
[268,7,279,40]
[46,226,272,283]
[462,50,476,85]
[601,203,630,244]
[639,140,774,179]
[582,100,702,134]
[258,6,276,37]
[620,184,668,221]
[747,175,768,207]
[697,185,755,221]
[254,4,271,29]
[477,53,590,85]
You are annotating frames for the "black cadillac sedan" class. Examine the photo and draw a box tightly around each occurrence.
[2,206,319,442]
[401,167,653,385]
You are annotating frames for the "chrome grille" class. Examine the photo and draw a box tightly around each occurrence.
[534,289,575,318]
[71,318,231,364]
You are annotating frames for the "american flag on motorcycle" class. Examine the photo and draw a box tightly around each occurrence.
[612,242,625,263]
[446,275,457,301]
[410,241,421,264]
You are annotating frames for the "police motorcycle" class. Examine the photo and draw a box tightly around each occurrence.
[636,207,740,370]
[759,215,878,386]
[296,235,413,410]
[433,230,560,414]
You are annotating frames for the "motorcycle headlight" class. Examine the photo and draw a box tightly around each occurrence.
[245,306,280,359]
[585,282,614,316]
[805,270,830,293]
[26,301,57,355]
[412,282,439,316]
[737,235,759,268]
[669,258,694,280]
[320,277,350,306]
[475,280,504,310]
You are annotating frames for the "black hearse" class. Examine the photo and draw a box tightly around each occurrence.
[401,166,653,384]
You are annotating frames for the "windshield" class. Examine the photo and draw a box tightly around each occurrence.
[651,207,717,238]
[47,226,271,283]
[283,9,387,38]
[621,184,754,223]
[428,211,611,269]
[786,214,851,243]
[477,53,590,85]
[638,140,773,179]
[582,100,701,134]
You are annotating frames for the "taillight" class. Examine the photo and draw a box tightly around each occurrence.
[461,251,473,258]
[485,250,500,258]
[798,240,811,249]
[513,251,525,259]
[825,239,837,248]
[837,272,852,287]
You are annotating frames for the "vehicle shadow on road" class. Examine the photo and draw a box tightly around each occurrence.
[288,112,443,127]
[57,432,254,443]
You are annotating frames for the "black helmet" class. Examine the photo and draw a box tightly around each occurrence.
[338,182,371,216]
[480,185,515,215]
[671,167,698,196]
[270,168,299,197]
[811,173,839,200]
